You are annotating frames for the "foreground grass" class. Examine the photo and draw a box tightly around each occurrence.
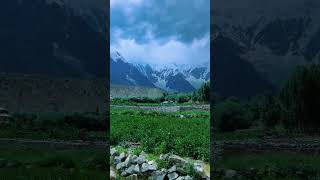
[110,108,210,161]
[0,147,107,179]
[0,126,106,141]
[215,152,320,179]
[0,112,107,141]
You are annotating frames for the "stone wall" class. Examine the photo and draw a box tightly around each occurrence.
[110,147,210,180]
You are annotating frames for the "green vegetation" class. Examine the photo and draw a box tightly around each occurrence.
[111,81,210,106]
[215,152,320,180]
[0,147,107,179]
[280,64,320,133]
[110,108,210,161]
[0,112,107,141]
[214,64,320,137]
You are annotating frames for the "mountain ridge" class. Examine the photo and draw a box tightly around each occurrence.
[110,51,210,93]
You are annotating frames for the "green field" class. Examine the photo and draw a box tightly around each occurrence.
[215,152,320,179]
[0,112,106,141]
[110,107,210,161]
[0,112,107,179]
[0,147,107,180]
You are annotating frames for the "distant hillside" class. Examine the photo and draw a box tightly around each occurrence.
[110,84,164,99]
[0,0,107,78]
[212,0,320,98]
[0,73,107,113]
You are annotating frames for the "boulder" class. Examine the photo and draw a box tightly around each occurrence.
[168,166,177,173]
[115,152,126,164]
[124,155,134,167]
[116,162,126,171]
[110,148,118,157]
[193,162,206,178]
[126,165,136,175]
[141,162,157,173]
[134,164,140,174]
[151,169,167,180]
[167,172,179,180]
[136,155,146,165]
[110,168,117,180]
[159,154,169,161]
[168,155,188,167]
[126,174,138,180]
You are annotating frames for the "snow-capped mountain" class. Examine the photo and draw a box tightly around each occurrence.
[110,51,210,93]
[212,0,320,98]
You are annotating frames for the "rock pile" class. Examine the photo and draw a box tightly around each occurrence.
[110,147,209,180]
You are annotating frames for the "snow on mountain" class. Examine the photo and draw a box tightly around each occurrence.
[110,51,127,63]
[211,0,320,97]
[110,51,210,92]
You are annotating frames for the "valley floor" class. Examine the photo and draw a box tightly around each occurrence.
[110,104,210,179]
[0,144,108,180]
[214,129,320,179]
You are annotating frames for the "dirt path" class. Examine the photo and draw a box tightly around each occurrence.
[0,138,107,150]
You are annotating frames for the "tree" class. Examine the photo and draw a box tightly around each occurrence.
[280,64,320,133]
[198,81,210,102]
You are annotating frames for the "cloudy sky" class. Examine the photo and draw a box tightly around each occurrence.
[110,0,210,66]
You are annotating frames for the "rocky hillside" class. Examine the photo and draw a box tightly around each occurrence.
[0,73,107,113]
[0,0,107,78]
[212,0,320,97]
[111,51,209,93]
[110,85,164,99]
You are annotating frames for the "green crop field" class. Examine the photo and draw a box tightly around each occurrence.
[0,112,107,141]
[110,108,210,161]
[215,152,320,179]
[0,147,107,180]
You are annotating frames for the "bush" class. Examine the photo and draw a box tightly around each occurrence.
[214,98,251,132]
[176,95,190,103]
[64,113,106,131]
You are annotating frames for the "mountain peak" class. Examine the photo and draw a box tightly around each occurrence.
[110,50,127,63]
[111,51,210,92]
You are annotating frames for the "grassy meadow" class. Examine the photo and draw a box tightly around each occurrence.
[110,107,210,161]
[0,147,107,179]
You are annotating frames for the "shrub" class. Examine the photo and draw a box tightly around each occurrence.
[214,98,251,132]
[64,113,106,131]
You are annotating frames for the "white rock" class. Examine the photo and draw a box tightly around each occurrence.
[168,165,177,173]
[167,172,179,180]
[125,165,136,175]
[134,164,140,173]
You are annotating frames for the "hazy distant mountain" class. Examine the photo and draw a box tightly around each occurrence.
[0,0,107,78]
[212,0,320,97]
[110,51,209,93]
